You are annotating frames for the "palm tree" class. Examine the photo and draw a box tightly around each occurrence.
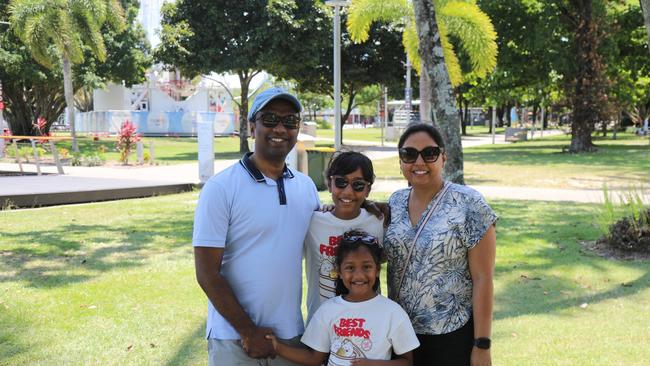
[348,0,497,183]
[9,0,124,151]
[349,0,496,86]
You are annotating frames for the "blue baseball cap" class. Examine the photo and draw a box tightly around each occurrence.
[247,87,302,122]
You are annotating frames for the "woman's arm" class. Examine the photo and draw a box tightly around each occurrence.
[468,225,496,366]
[351,351,413,366]
[266,334,328,366]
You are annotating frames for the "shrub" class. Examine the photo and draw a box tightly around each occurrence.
[70,152,105,167]
[597,187,650,253]
[81,152,106,167]
[116,120,140,165]
[316,119,331,129]
[71,152,83,166]
[600,211,650,253]
[58,148,70,159]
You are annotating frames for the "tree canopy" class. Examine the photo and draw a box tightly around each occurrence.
[1,0,151,137]
[155,0,330,153]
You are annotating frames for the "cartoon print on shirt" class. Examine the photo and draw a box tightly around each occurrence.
[319,235,342,300]
[328,339,366,366]
[319,257,337,298]
[327,317,373,366]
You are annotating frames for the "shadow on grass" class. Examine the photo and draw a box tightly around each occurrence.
[491,200,649,320]
[0,309,31,363]
[164,322,206,366]
[0,216,193,288]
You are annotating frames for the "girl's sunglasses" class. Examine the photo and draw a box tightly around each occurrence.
[343,232,378,246]
[332,176,370,192]
[256,113,301,129]
[398,146,443,164]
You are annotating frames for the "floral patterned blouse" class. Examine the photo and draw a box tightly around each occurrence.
[384,182,498,335]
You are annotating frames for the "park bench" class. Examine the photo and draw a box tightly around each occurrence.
[505,127,528,142]
[0,135,72,175]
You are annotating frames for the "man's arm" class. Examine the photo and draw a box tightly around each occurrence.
[194,247,275,359]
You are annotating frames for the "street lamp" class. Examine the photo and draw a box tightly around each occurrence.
[326,0,350,151]
[404,53,412,123]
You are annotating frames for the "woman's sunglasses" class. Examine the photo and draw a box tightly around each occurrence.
[343,232,379,246]
[398,146,443,164]
[331,176,370,192]
[256,113,301,129]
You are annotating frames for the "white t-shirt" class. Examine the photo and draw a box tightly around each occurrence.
[304,210,384,322]
[301,295,419,365]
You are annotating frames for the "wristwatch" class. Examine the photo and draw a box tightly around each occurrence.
[473,337,491,350]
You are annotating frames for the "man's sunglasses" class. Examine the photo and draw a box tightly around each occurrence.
[398,146,443,164]
[256,113,301,129]
[332,176,370,192]
[343,232,379,246]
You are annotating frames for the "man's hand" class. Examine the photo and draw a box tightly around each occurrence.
[241,327,276,359]
[471,347,491,366]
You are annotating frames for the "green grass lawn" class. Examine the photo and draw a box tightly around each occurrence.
[372,133,650,189]
[2,135,243,166]
[316,125,509,142]
[1,192,648,365]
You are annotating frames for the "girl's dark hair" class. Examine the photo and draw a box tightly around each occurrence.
[334,230,384,296]
[397,123,446,149]
[326,151,375,185]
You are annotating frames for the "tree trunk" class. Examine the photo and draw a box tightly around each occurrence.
[462,99,470,136]
[237,71,251,154]
[497,106,505,127]
[412,0,464,184]
[487,106,493,133]
[340,87,357,144]
[419,69,433,124]
[640,0,650,53]
[568,0,603,153]
[457,92,465,135]
[62,56,78,152]
[543,106,549,129]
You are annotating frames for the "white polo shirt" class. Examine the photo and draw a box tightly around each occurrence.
[193,153,320,340]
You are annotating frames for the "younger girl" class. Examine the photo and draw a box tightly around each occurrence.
[268,230,419,366]
[304,152,384,322]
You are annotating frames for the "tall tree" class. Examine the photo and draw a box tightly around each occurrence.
[277,18,407,138]
[608,1,650,130]
[411,0,465,183]
[155,0,328,154]
[347,0,497,126]
[476,0,567,129]
[1,0,150,136]
[554,0,610,152]
[9,0,125,151]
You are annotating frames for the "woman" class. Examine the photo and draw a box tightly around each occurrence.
[383,123,497,366]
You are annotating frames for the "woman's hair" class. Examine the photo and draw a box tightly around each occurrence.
[326,151,375,185]
[334,230,384,296]
[397,123,446,149]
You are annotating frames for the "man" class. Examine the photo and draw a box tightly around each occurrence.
[192,87,320,365]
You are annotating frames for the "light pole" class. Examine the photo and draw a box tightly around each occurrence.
[326,1,350,151]
[405,53,412,122]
